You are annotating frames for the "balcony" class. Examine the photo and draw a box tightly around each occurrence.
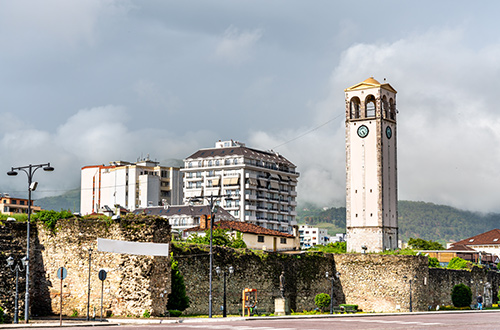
[245,194,257,201]
[245,215,257,221]
[245,204,257,211]
[289,191,297,197]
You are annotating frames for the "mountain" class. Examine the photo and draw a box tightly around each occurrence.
[297,201,500,244]
[36,188,80,213]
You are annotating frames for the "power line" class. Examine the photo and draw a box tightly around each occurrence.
[272,112,344,150]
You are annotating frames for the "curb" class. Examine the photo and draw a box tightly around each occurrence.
[1,310,499,328]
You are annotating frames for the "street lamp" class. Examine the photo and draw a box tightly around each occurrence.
[189,193,232,318]
[87,248,93,321]
[6,256,28,324]
[326,271,341,314]
[7,162,54,323]
[403,275,417,312]
[216,266,234,317]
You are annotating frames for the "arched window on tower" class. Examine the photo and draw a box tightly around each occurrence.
[389,98,396,120]
[365,95,376,118]
[350,97,361,119]
[382,95,389,119]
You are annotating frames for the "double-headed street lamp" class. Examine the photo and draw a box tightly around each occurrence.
[189,193,234,318]
[6,256,27,324]
[7,163,54,323]
[216,266,234,317]
[326,271,341,314]
[403,275,417,312]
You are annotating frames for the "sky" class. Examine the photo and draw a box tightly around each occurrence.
[1,1,500,213]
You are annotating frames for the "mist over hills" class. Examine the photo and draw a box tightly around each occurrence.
[35,190,499,243]
[298,201,500,243]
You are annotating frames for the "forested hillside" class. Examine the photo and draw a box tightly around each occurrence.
[298,201,500,243]
[36,189,80,213]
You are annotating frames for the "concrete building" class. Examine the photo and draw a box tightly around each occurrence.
[80,158,182,215]
[182,140,299,233]
[0,194,41,215]
[298,224,330,249]
[345,77,399,253]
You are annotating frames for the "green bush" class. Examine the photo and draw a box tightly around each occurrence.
[168,310,182,317]
[314,293,330,312]
[166,256,190,311]
[451,283,472,307]
[339,304,358,309]
[142,310,151,318]
[428,257,440,267]
[0,306,4,324]
[447,257,469,270]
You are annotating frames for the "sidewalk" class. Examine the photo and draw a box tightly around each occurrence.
[1,309,500,328]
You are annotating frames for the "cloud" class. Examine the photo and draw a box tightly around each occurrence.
[0,105,214,198]
[133,80,182,113]
[215,25,263,65]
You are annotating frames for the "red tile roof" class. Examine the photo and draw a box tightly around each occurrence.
[447,244,476,251]
[452,229,500,246]
[185,220,294,238]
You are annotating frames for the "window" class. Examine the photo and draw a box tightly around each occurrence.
[258,236,264,243]
[225,159,231,165]
[198,161,202,167]
[234,159,238,165]
[208,160,213,166]
[365,95,376,117]
[350,97,361,119]
[188,162,193,168]
[216,160,220,166]
[280,238,287,244]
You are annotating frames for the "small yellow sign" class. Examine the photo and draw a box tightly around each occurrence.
[493,304,498,308]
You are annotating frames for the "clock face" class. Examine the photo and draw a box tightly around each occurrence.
[357,125,369,138]
[386,126,392,139]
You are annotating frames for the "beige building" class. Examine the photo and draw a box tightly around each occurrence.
[0,194,41,215]
[182,140,299,233]
[80,158,182,215]
[185,220,299,251]
[345,77,398,252]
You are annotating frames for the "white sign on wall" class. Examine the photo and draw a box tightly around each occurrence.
[97,238,169,256]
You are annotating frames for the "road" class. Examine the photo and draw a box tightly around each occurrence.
[15,311,500,330]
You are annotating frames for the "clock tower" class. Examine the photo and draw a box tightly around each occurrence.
[345,77,398,253]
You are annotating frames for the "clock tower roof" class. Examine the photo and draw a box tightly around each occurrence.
[344,76,397,94]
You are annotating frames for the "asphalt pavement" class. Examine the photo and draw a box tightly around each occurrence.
[1,309,499,329]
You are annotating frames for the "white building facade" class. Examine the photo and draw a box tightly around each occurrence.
[298,224,330,249]
[182,140,299,233]
[80,158,183,215]
[345,77,399,253]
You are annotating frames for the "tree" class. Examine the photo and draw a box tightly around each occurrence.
[314,293,330,312]
[428,257,440,268]
[447,257,469,270]
[310,242,346,253]
[187,228,246,248]
[451,283,472,308]
[407,238,444,250]
[166,256,190,312]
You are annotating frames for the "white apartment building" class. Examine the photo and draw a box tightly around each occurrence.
[80,158,182,215]
[299,224,330,249]
[182,140,299,233]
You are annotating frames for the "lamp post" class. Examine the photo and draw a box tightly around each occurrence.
[403,275,417,312]
[326,271,341,314]
[189,193,232,318]
[86,248,92,321]
[216,266,234,317]
[7,162,54,323]
[6,256,27,324]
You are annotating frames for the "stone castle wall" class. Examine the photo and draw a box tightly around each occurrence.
[0,215,171,319]
[2,219,500,320]
[174,245,500,315]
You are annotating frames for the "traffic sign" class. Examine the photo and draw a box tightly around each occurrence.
[98,269,107,281]
[57,267,67,280]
